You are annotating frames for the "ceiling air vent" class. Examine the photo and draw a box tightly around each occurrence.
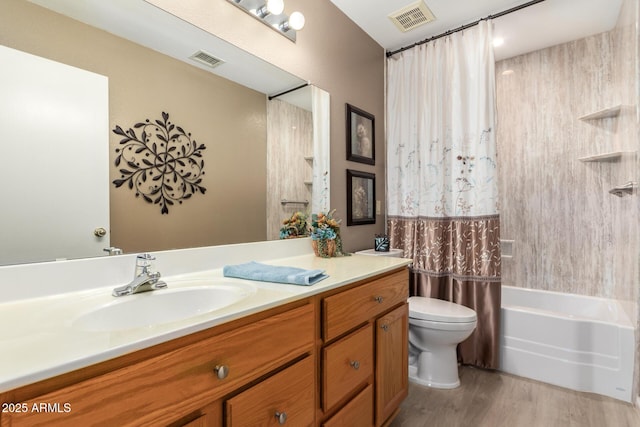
[189,50,224,68]
[388,0,436,33]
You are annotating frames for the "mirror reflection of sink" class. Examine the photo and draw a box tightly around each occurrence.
[73,282,255,332]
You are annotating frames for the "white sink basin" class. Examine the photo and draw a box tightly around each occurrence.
[73,282,255,332]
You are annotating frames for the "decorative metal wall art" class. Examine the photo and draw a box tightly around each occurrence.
[113,112,206,214]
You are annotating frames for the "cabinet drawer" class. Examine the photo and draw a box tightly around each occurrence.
[3,303,314,427]
[323,270,408,341]
[225,356,314,427]
[322,384,373,427]
[322,324,373,412]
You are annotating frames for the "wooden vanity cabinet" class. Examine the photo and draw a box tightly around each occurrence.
[319,269,409,427]
[1,302,315,427]
[1,267,409,427]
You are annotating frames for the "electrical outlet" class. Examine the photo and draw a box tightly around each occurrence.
[376,200,381,215]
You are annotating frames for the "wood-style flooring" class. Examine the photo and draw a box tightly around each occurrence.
[390,366,640,427]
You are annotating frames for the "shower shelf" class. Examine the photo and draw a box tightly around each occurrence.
[578,151,636,162]
[304,156,314,161]
[578,105,621,121]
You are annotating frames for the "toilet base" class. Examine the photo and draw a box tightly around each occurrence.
[408,365,460,389]
[408,346,461,389]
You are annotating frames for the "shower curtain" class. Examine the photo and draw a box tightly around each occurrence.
[386,20,501,369]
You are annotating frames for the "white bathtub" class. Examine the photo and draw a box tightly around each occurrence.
[500,285,635,402]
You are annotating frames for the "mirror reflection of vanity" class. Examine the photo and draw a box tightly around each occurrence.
[0,0,329,265]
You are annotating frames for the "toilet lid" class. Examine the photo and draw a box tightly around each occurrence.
[408,297,477,323]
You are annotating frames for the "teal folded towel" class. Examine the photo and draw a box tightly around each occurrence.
[223,261,328,286]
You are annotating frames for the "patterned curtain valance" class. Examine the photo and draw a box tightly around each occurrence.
[388,215,500,280]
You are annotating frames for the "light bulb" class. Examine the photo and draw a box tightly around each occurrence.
[266,0,284,15]
[289,11,305,30]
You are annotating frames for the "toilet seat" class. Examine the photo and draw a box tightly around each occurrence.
[408,296,477,323]
[408,317,476,331]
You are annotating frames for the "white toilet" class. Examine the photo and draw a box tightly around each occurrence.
[408,296,477,389]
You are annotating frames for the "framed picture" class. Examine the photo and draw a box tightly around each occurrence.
[346,103,375,165]
[347,169,376,226]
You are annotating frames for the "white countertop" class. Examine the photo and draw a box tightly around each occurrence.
[0,248,410,393]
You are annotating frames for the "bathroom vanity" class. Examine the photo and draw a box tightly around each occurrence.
[0,240,410,426]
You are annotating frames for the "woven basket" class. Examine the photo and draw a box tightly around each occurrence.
[312,239,336,258]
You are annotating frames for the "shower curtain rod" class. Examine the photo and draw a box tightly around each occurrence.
[268,82,310,100]
[386,0,546,58]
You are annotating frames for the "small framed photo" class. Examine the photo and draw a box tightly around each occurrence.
[347,169,376,226]
[346,104,375,165]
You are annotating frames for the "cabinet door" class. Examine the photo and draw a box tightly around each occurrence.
[375,303,408,426]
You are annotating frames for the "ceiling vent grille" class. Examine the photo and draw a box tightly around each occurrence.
[189,50,224,68]
[388,0,436,33]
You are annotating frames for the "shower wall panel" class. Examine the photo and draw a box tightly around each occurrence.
[496,16,638,302]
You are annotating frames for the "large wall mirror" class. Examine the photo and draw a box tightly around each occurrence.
[0,0,329,265]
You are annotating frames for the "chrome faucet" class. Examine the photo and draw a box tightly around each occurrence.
[112,253,168,297]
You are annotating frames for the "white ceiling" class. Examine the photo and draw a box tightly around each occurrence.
[27,0,625,91]
[329,0,624,60]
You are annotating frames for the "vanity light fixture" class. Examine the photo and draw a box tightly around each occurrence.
[256,0,284,17]
[227,0,305,42]
[280,11,305,32]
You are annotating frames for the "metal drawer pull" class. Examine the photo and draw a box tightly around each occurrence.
[373,296,384,303]
[214,365,229,379]
[350,360,360,370]
[381,324,389,332]
[275,411,287,424]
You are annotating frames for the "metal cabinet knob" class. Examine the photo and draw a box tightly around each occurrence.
[214,365,229,379]
[381,324,389,332]
[373,296,384,303]
[350,360,360,370]
[275,411,287,424]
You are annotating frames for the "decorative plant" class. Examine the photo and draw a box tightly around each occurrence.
[279,211,310,239]
[112,111,206,214]
[310,209,349,257]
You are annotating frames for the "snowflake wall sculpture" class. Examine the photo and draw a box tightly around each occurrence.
[112,112,206,214]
